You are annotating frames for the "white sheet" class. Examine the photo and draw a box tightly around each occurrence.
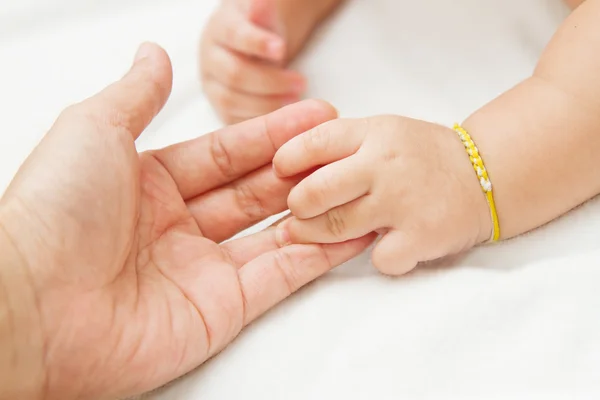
[1,0,599,399]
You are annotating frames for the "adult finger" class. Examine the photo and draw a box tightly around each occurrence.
[186,164,304,243]
[276,195,382,245]
[239,233,377,325]
[273,119,366,178]
[211,7,285,61]
[150,99,338,200]
[221,228,277,268]
[288,157,372,219]
[204,79,298,121]
[219,214,292,268]
[206,45,304,95]
[79,42,173,139]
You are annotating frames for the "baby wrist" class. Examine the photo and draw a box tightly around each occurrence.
[451,124,499,243]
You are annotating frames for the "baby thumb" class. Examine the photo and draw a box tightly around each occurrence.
[371,231,421,276]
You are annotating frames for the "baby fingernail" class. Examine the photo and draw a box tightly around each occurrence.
[275,224,292,247]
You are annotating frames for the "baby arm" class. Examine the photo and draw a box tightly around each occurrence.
[272,0,600,274]
[463,0,600,238]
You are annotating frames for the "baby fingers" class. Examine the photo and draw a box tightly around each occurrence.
[273,118,367,177]
[275,195,382,246]
[371,231,420,276]
[287,157,372,219]
[371,229,459,276]
[203,79,298,123]
[206,45,305,96]
[212,5,285,61]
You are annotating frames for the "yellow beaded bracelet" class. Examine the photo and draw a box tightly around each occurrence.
[453,124,500,242]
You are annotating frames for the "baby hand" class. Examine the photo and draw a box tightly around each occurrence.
[200,0,305,124]
[273,116,493,275]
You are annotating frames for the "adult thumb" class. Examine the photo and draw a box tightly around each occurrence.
[80,42,173,140]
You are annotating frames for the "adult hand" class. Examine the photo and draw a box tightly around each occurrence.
[0,43,374,400]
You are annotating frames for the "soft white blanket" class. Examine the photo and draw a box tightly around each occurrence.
[1,0,599,398]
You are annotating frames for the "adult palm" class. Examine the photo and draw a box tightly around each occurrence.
[0,44,373,400]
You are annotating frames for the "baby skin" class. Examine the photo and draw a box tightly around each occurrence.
[200,0,344,123]
[272,0,600,275]
[200,0,597,274]
[200,0,583,124]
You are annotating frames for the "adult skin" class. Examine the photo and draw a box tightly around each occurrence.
[0,43,375,400]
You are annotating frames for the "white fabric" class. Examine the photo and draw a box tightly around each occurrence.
[1,0,600,398]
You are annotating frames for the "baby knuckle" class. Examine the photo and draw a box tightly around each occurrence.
[223,60,244,87]
[302,124,330,154]
[302,181,328,210]
[325,209,347,239]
